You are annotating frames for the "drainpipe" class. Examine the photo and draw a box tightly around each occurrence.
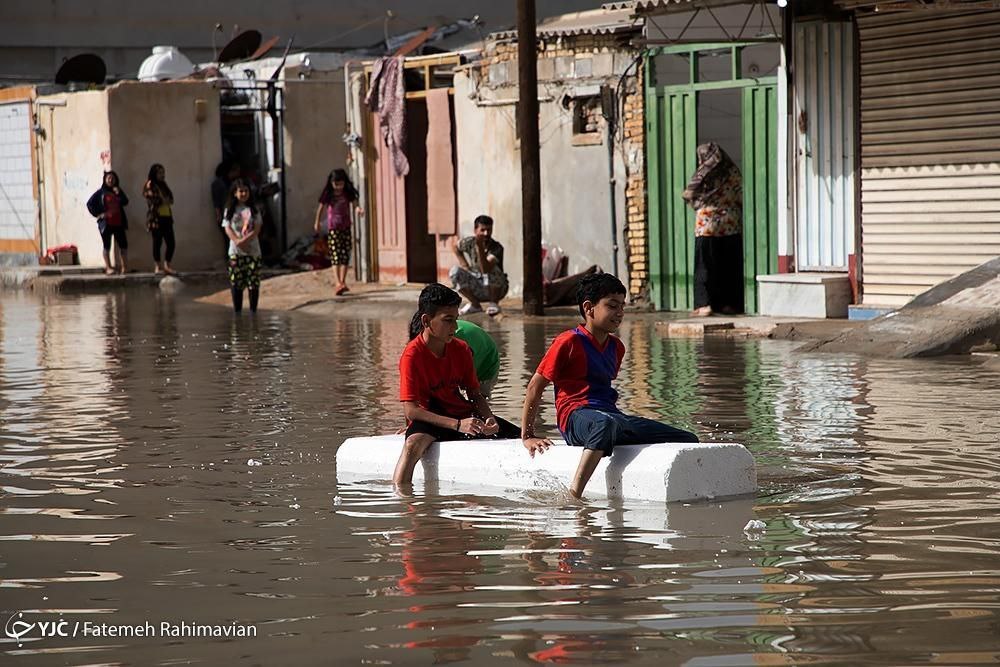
[601,84,619,275]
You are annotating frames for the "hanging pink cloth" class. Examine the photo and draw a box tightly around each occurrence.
[366,56,410,177]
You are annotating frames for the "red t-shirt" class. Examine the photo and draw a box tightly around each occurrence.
[103,192,122,227]
[536,325,625,434]
[399,335,480,419]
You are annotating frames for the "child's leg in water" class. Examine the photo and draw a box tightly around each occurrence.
[393,433,435,486]
[249,287,260,312]
[231,287,243,313]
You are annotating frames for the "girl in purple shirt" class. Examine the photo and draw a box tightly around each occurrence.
[313,169,363,296]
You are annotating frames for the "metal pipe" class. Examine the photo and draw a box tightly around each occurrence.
[343,59,369,282]
[603,86,620,276]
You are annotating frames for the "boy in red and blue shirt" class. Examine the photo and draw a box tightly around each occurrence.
[520,273,698,498]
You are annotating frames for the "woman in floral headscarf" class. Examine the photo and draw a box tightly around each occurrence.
[682,142,744,317]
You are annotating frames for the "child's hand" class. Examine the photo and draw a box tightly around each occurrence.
[458,417,487,435]
[522,437,552,458]
[482,417,499,436]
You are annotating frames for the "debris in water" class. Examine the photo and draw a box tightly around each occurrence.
[247,458,263,467]
[743,519,766,535]
[333,495,343,506]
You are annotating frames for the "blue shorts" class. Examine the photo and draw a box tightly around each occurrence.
[563,408,698,456]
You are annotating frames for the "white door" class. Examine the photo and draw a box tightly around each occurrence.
[0,102,37,248]
[793,21,856,271]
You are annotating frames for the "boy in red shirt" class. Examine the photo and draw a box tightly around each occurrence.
[520,273,698,498]
[396,283,519,486]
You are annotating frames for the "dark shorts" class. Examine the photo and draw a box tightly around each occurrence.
[100,226,128,251]
[564,408,698,456]
[405,415,520,442]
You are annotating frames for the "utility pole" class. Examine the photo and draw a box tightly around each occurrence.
[517,0,544,315]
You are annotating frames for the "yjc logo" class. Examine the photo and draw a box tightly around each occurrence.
[4,612,75,646]
[4,612,36,646]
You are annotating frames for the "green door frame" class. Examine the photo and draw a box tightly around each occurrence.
[645,42,779,312]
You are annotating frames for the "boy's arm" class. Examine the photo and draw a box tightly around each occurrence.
[521,372,553,457]
[476,240,496,273]
[452,236,470,270]
[402,401,481,435]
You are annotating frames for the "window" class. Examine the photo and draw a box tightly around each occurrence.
[571,96,603,146]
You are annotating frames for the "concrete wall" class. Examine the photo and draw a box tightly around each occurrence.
[281,67,347,245]
[454,73,628,296]
[107,81,221,270]
[36,89,111,267]
[454,51,631,297]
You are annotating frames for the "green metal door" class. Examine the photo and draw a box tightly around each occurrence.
[647,90,696,311]
[742,85,778,314]
[645,44,779,313]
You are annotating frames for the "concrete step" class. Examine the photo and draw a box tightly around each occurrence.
[336,435,757,503]
[757,272,852,318]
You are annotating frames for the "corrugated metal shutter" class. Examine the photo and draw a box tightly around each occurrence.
[858,9,1000,306]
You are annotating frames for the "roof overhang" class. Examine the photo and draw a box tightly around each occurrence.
[602,0,764,15]
[489,7,643,41]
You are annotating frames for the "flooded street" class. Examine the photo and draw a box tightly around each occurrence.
[2,290,999,666]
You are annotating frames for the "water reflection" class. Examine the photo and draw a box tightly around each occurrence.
[1,291,999,665]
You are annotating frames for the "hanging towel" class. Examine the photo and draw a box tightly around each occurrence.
[425,87,456,235]
[366,56,410,177]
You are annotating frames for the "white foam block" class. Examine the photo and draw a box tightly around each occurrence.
[336,436,756,503]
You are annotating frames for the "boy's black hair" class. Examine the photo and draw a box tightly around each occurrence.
[408,282,463,339]
[576,273,627,318]
[473,214,494,228]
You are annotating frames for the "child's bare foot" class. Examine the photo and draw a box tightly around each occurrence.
[103,267,115,276]
[691,306,713,317]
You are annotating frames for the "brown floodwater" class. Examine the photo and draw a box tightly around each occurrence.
[1,290,999,666]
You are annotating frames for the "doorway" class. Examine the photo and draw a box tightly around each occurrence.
[645,42,779,313]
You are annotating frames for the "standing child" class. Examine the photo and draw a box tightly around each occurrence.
[143,163,177,275]
[221,179,263,313]
[86,171,129,275]
[520,273,699,498]
[313,168,363,296]
[396,283,520,486]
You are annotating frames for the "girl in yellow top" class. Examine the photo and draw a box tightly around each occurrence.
[143,163,177,275]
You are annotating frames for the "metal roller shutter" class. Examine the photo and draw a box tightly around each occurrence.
[857,9,1000,306]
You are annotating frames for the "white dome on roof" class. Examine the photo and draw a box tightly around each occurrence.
[138,46,195,81]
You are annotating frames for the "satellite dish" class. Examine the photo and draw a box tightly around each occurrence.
[55,53,107,85]
[217,30,263,63]
[250,35,280,61]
